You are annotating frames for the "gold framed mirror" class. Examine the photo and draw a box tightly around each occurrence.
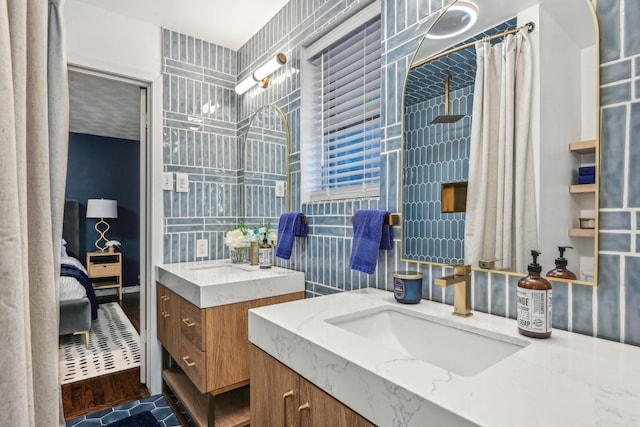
[242,104,290,228]
[401,0,600,285]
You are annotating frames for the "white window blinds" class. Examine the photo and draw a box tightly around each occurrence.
[302,5,381,201]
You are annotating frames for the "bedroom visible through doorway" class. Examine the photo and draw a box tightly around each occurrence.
[61,67,150,419]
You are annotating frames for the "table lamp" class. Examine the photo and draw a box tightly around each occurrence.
[86,198,118,251]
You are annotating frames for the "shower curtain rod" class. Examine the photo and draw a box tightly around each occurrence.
[411,21,536,70]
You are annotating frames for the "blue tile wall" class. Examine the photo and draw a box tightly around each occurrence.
[403,85,472,264]
[156,0,640,347]
[162,29,240,263]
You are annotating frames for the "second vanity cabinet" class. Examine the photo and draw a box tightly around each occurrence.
[250,344,375,427]
[157,282,304,426]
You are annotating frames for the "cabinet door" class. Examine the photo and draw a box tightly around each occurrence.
[156,283,179,358]
[250,345,299,427]
[298,376,375,427]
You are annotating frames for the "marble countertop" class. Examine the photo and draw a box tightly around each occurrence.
[156,259,305,308]
[248,288,640,426]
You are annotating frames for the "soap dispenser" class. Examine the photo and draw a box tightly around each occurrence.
[546,246,577,280]
[517,250,552,338]
[258,232,272,269]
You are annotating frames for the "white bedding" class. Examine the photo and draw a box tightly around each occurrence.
[60,255,88,301]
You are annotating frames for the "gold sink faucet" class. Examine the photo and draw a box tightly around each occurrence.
[434,265,472,317]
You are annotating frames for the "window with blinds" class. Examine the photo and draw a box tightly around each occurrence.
[301,3,381,202]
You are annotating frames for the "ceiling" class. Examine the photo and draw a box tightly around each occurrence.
[69,0,290,141]
[77,0,291,51]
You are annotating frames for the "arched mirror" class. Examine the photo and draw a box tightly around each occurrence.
[401,0,599,284]
[242,104,290,229]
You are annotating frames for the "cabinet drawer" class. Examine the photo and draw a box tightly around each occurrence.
[179,338,207,393]
[87,263,121,278]
[180,300,205,351]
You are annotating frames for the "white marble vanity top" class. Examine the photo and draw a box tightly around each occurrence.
[248,288,640,426]
[156,259,305,308]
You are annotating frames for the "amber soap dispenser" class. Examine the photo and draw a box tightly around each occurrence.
[546,246,577,280]
[517,250,552,338]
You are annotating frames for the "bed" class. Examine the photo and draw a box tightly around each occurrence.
[59,200,98,348]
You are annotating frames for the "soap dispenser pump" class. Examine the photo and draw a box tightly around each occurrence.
[546,246,577,280]
[517,250,552,338]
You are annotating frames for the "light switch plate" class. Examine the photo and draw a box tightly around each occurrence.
[275,181,286,197]
[196,239,208,258]
[162,172,173,191]
[176,173,189,193]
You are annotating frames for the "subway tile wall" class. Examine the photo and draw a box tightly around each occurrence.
[161,0,640,347]
[161,29,240,263]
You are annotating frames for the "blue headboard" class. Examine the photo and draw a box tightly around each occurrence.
[62,200,80,258]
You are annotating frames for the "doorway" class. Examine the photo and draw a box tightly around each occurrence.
[62,67,150,419]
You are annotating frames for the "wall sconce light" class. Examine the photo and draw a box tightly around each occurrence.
[86,198,118,251]
[235,53,287,95]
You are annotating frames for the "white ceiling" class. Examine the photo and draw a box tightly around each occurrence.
[77,0,291,51]
[69,0,290,141]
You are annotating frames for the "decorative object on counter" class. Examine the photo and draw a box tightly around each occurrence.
[349,210,394,274]
[275,212,308,260]
[393,271,423,304]
[577,163,596,184]
[259,232,273,268]
[229,247,249,264]
[86,198,118,251]
[250,241,259,265]
[225,221,277,263]
[517,250,552,338]
[105,239,121,253]
[546,246,577,280]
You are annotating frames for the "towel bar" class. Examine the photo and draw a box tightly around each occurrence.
[350,213,400,226]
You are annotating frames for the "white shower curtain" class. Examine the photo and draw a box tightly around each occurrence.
[0,0,68,425]
[464,30,537,273]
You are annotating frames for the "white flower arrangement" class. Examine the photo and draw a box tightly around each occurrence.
[224,222,277,250]
[105,240,121,248]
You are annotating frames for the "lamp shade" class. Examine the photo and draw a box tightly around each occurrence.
[86,199,118,219]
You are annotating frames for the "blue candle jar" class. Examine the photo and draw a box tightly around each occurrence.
[393,271,423,304]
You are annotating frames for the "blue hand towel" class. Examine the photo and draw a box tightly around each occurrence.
[350,210,392,274]
[275,212,307,260]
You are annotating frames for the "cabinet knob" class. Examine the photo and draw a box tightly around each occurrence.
[182,318,196,327]
[182,356,195,367]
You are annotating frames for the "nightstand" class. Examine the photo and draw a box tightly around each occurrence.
[86,251,123,301]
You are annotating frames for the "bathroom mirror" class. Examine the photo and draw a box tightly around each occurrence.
[401,0,599,284]
[242,104,290,229]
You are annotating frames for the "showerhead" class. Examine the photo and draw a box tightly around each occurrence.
[430,114,466,124]
[430,75,466,125]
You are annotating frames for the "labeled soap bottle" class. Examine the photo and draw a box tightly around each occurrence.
[546,246,577,280]
[517,250,552,338]
[258,233,272,269]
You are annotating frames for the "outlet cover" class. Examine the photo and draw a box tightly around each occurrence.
[196,239,208,257]
[176,173,189,193]
[162,172,173,191]
[275,181,286,197]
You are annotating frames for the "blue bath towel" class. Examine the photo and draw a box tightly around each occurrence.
[275,212,308,260]
[350,210,393,274]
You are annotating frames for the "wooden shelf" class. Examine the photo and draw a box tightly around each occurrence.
[569,228,596,237]
[163,367,250,427]
[570,184,596,194]
[569,140,596,154]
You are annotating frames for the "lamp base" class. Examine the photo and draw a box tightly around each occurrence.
[94,218,111,251]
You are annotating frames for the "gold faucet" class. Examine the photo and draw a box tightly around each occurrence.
[434,264,472,317]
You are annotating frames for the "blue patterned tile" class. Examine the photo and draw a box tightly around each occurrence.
[598,254,621,341]
[597,0,621,62]
[624,0,640,56]
[572,284,593,336]
[601,60,631,85]
[625,256,640,346]
[473,270,488,313]
[628,102,640,207]
[490,273,506,317]
[601,82,632,105]
[551,281,568,331]
[599,232,631,252]
[600,105,626,208]
[600,211,631,229]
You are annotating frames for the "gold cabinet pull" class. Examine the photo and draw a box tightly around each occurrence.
[182,318,195,327]
[282,390,294,427]
[160,295,167,315]
[162,296,170,318]
[298,402,310,411]
[182,356,195,367]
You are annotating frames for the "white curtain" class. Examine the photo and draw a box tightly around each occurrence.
[464,30,537,273]
[0,0,68,425]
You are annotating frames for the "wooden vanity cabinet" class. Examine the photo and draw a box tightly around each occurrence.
[157,282,303,426]
[250,344,375,427]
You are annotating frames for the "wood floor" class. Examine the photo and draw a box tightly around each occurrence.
[62,291,149,420]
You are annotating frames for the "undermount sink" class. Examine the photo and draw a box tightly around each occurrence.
[187,264,253,274]
[326,305,529,377]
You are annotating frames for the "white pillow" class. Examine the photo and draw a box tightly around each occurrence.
[61,238,68,257]
[61,255,87,275]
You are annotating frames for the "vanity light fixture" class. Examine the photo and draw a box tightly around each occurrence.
[235,53,287,95]
[427,0,478,40]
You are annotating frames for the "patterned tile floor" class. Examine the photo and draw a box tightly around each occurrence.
[66,394,180,427]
